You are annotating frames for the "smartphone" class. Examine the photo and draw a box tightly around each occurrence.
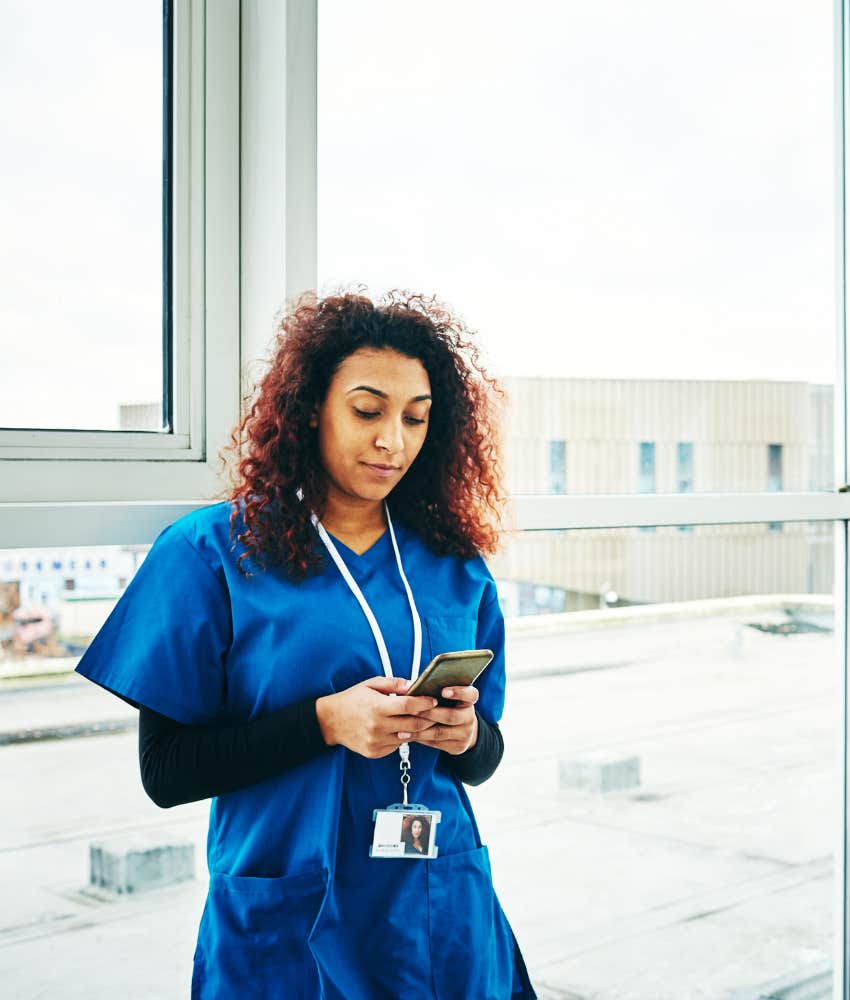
[405,649,494,707]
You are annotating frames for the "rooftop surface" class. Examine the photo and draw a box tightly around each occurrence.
[0,605,838,999]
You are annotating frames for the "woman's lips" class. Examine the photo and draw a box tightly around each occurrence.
[362,462,400,479]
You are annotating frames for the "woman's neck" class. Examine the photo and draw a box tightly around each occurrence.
[320,493,387,540]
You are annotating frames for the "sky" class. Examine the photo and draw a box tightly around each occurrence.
[0,1,162,431]
[0,0,838,431]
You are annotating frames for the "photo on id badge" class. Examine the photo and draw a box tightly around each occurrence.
[370,810,441,859]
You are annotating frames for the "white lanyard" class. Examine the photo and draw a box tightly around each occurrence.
[311,501,423,683]
[312,502,423,804]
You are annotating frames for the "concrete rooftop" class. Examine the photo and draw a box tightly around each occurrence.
[0,605,839,999]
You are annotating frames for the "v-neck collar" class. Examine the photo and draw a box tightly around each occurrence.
[324,526,391,563]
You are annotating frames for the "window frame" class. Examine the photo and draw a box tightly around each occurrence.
[0,0,240,507]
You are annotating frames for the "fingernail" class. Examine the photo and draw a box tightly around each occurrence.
[400,680,411,691]
[431,699,438,708]
[443,689,454,699]
[398,732,411,740]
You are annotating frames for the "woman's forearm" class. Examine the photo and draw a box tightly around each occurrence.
[444,711,504,786]
[138,699,328,808]
[138,701,505,807]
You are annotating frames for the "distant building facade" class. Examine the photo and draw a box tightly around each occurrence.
[0,547,145,650]
[488,378,834,614]
[118,402,163,431]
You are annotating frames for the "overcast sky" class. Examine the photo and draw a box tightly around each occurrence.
[0,0,837,431]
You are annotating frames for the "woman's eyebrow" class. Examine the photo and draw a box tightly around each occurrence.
[346,384,387,399]
[346,385,432,402]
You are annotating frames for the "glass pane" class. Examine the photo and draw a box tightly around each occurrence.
[1,520,837,998]
[0,2,166,432]
[1,536,205,998]
[549,440,567,495]
[474,521,837,997]
[677,443,694,493]
[1,543,143,653]
[318,1,836,494]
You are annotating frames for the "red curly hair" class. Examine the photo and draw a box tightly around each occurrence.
[222,289,506,577]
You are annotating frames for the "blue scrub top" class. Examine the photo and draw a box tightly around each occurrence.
[76,501,535,999]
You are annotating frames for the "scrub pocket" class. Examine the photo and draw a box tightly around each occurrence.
[192,867,328,1000]
[424,616,478,660]
[426,845,519,1000]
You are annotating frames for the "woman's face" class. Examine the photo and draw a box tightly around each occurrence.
[311,348,432,509]
[411,819,423,839]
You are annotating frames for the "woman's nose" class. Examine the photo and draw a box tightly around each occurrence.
[375,420,404,453]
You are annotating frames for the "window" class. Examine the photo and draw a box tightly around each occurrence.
[317,1,835,500]
[768,444,783,491]
[549,440,567,494]
[0,0,241,515]
[677,442,694,492]
[0,3,166,434]
[7,4,850,997]
[638,442,656,493]
[638,442,656,533]
[677,442,694,532]
[768,444,783,532]
[485,521,837,995]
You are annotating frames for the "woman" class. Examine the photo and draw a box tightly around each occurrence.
[403,815,431,855]
[75,290,536,999]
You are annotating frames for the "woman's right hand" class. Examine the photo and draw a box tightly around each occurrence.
[315,677,438,759]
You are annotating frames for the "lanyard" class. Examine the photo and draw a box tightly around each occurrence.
[311,501,422,681]
[311,502,423,804]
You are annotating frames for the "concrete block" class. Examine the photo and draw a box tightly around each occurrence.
[89,832,195,894]
[559,751,641,793]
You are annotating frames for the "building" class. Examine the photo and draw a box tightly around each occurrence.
[488,377,834,613]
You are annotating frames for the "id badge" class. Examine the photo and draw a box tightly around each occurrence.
[370,804,441,860]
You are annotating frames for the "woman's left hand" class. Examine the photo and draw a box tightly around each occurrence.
[407,685,479,755]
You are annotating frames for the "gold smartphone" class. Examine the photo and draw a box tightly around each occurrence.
[406,649,494,706]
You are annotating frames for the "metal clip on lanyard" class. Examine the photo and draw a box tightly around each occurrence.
[399,742,411,806]
[312,502,422,802]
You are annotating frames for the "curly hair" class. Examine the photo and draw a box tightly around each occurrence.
[401,813,431,851]
[221,289,506,577]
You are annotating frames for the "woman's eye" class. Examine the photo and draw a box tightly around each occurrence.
[354,408,380,419]
[404,416,427,426]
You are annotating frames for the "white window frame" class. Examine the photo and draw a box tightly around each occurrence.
[0,0,240,510]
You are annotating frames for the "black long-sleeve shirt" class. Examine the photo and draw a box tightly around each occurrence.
[138,699,504,809]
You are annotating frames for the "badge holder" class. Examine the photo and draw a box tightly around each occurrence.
[370,744,441,860]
